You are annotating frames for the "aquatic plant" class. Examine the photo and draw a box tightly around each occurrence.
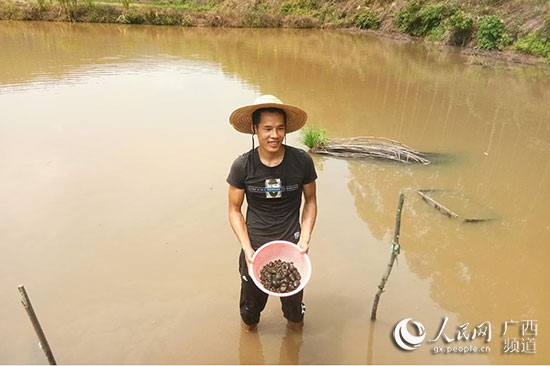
[301,126,327,148]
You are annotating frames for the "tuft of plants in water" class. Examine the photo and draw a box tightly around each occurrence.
[354,8,380,30]
[477,15,504,50]
[301,126,327,149]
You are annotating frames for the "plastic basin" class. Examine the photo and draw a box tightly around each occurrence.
[248,240,312,297]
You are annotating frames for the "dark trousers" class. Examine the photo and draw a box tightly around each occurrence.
[239,250,305,325]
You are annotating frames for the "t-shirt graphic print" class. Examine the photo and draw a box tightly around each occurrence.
[265,178,282,198]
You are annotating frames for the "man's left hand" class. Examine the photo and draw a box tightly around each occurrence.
[297,238,309,254]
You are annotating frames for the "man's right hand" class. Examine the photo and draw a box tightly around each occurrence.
[244,247,255,266]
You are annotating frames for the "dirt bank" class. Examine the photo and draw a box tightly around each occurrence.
[1,0,549,66]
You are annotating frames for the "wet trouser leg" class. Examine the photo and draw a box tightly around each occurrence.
[239,250,305,325]
[239,250,268,325]
[280,290,305,323]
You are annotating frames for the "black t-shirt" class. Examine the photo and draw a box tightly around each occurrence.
[227,145,317,250]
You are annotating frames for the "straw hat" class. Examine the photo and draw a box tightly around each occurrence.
[229,95,307,134]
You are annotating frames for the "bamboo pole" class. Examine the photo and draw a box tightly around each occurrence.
[370,194,405,320]
[18,285,57,365]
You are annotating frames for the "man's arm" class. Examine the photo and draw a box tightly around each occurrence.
[297,181,317,254]
[228,185,255,265]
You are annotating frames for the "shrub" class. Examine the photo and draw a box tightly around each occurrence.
[447,9,473,45]
[395,0,423,35]
[448,10,473,32]
[395,1,450,37]
[478,15,504,50]
[418,3,447,36]
[514,33,550,59]
[354,8,380,29]
[447,10,474,46]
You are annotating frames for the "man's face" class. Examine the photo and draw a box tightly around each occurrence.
[254,111,286,154]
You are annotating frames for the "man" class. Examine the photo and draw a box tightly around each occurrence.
[227,95,318,331]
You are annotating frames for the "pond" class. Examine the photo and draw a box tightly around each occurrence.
[1,21,549,364]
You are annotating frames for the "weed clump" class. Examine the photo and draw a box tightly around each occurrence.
[514,32,550,59]
[280,0,317,15]
[354,8,380,29]
[301,126,327,149]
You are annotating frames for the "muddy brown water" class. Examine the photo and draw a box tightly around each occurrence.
[1,21,549,364]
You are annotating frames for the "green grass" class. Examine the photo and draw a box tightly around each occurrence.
[301,126,327,148]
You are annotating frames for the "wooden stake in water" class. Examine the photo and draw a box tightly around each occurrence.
[371,194,405,320]
[18,285,57,365]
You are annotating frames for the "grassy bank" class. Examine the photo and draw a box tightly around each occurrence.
[1,0,549,62]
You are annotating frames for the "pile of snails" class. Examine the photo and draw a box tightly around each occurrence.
[259,259,301,293]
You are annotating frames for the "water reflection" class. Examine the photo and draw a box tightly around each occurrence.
[237,326,303,365]
[239,329,265,365]
[366,321,375,365]
[278,327,303,364]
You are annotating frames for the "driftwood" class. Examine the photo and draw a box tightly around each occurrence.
[371,194,405,320]
[311,136,430,164]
